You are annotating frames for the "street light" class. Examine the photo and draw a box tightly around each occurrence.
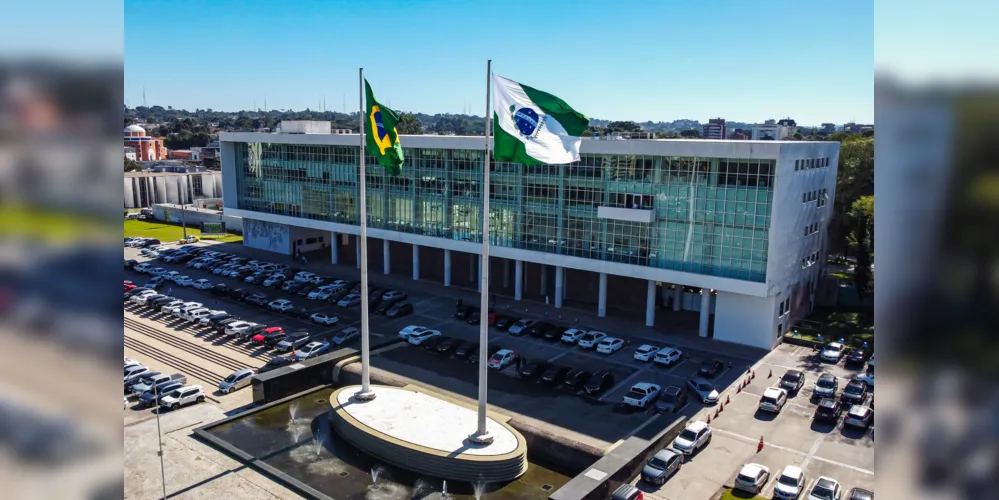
[155,389,167,500]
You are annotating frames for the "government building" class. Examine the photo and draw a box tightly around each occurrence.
[220,124,839,350]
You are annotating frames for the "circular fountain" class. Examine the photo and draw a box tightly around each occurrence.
[328,385,528,483]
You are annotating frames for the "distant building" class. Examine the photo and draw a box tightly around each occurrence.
[124,125,167,161]
[777,118,798,137]
[168,150,202,161]
[124,170,222,209]
[124,146,137,161]
[701,118,727,140]
[821,123,836,134]
[751,123,791,140]
[730,130,749,140]
[843,122,862,133]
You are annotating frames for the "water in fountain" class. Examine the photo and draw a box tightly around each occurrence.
[411,478,432,499]
[313,426,326,457]
[441,480,447,499]
[472,481,488,500]
[370,464,384,485]
[289,402,299,422]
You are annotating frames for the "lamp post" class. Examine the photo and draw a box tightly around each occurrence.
[155,389,167,500]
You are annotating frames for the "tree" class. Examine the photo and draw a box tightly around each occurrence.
[607,121,641,133]
[830,137,874,262]
[679,129,701,138]
[793,132,803,140]
[124,157,140,172]
[861,129,874,137]
[828,131,850,142]
[849,195,874,297]
[396,114,424,135]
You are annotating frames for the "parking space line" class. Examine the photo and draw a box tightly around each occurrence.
[546,349,572,363]
[760,472,779,499]
[711,428,874,476]
[798,434,826,470]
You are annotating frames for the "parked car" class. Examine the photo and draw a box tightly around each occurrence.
[655,386,687,413]
[686,377,720,404]
[562,369,591,391]
[137,381,185,407]
[211,283,232,296]
[698,359,725,378]
[779,369,806,394]
[245,293,269,306]
[214,317,241,334]
[434,337,466,355]
[734,463,771,495]
[275,331,311,352]
[130,372,181,396]
[610,484,643,500]
[175,276,195,287]
[258,356,295,373]
[295,341,331,360]
[841,379,869,405]
[466,309,496,325]
[224,321,255,336]
[576,331,607,349]
[845,348,867,366]
[398,325,429,339]
[633,344,660,362]
[408,329,442,345]
[494,315,515,329]
[641,448,683,485]
[518,358,550,379]
[453,341,478,360]
[622,382,661,409]
[240,324,269,342]
[560,328,587,344]
[843,405,874,429]
[228,288,248,301]
[381,290,407,302]
[539,365,572,385]
[159,385,205,411]
[582,370,614,395]
[252,326,285,345]
[812,373,839,400]
[526,321,555,338]
[758,387,789,413]
[672,419,712,455]
[385,302,413,318]
[269,299,295,312]
[773,465,806,500]
[468,343,502,364]
[596,337,624,354]
[145,276,165,290]
[846,488,873,500]
[337,294,361,308]
[820,342,846,363]
[419,335,445,351]
[219,368,255,394]
[507,318,536,336]
[453,305,476,320]
[813,398,843,424]
[653,347,683,366]
[330,327,359,347]
[310,312,339,325]
[807,477,842,500]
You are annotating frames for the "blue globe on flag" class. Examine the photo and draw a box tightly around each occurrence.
[513,107,539,137]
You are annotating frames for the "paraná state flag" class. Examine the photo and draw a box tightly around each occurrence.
[492,74,588,166]
[364,79,404,175]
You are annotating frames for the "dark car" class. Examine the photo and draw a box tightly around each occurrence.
[845,348,867,366]
[467,309,496,325]
[328,288,351,302]
[779,369,805,394]
[841,379,869,405]
[583,371,614,395]
[150,296,175,308]
[283,281,306,293]
[655,386,688,413]
[847,487,874,500]
[124,287,150,300]
[214,317,240,334]
[125,259,138,270]
[544,326,568,341]
[206,312,233,326]
[367,288,387,308]
[420,335,445,351]
[211,283,231,296]
[235,269,254,279]
[468,343,502,363]
[385,302,413,318]
[527,322,556,338]
[241,324,269,342]
[435,337,465,355]
[518,359,550,379]
[262,329,290,346]
[698,359,725,378]
[175,254,195,264]
[137,381,185,407]
[540,365,572,385]
[263,276,286,288]
[453,305,476,320]
[245,274,265,285]
[454,341,478,359]
[374,296,406,315]
[494,315,515,329]
[245,293,269,306]
[258,356,295,374]
[813,398,843,423]
[563,369,592,391]
[229,288,249,301]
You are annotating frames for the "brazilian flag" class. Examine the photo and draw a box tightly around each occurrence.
[364,79,404,176]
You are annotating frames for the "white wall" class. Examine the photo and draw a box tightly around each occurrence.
[713,291,779,350]
[243,219,291,254]
[289,226,329,253]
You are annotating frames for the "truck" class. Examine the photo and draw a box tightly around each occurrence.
[622,382,661,408]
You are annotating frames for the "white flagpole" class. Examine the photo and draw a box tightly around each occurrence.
[356,68,375,400]
[470,59,494,444]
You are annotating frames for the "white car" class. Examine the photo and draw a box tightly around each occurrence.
[734,463,771,495]
[129,290,158,304]
[560,328,587,343]
[149,267,167,277]
[856,372,874,387]
[819,342,845,363]
[310,312,339,325]
[381,290,406,302]
[163,271,181,282]
[337,294,361,308]
[758,387,788,413]
[134,262,152,273]
[398,325,428,339]
[407,329,442,345]
[186,308,214,323]
[308,286,334,300]
[596,337,624,354]
[622,382,661,408]
[577,331,607,349]
[295,341,329,360]
[653,347,683,366]
[672,420,712,455]
[170,302,202,316]
[268,299,294,312]
[807,477,841,500]
[773,465,806,500]
[263,275,286,287]
[294,271,318,282]
[158,385,205,411]
[487,349,518,369]
[160,300,184,313]
[633,344,660,361]
[225,321,255,336]
[198,310,226,325]
[192,279,213,290]
[175,276,195,287]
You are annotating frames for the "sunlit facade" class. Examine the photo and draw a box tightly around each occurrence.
[221,132,839,350]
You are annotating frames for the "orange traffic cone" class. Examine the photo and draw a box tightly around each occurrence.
[707,414,711,424]
[757,436,765,452]
[751,370,756,380]
[719,402,724,412]
[768,369,773,379]
[737,385,742,393]
[726,395,731,405]
[747,368,752,375]
[714,408,719,418]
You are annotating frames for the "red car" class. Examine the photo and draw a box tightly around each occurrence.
[252,326,285,345]
[124,282,136,292]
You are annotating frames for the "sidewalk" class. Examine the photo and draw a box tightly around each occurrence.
[202,240,769,362]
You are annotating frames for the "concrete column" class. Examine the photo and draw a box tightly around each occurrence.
[355,236,362,270]
[646,280,656,327]
[562,269,568,299]
[383,239,391,275]
[503,260,511,289]
[412,245,420,281]
[673,286,682,312]
[330,233,339,265]
[597,273,608,318]
[554,266,564,308]
[699,289,711,338]
[514,260,524,301]
[540,264,548,296]
[444,249,452,287]
[477,257,482,292]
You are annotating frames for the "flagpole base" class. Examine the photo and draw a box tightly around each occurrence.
[354,390,377,401]
[467,431,494,445]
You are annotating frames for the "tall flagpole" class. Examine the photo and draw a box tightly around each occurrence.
[470,59,494,444]
[356,68,375,400]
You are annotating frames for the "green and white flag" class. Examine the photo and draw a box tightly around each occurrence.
[492,74,588,166]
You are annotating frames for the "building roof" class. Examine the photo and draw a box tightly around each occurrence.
[125,124,145,133]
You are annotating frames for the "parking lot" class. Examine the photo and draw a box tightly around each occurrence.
[633,343,874,499]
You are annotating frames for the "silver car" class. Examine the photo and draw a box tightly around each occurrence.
[219,368,255,394]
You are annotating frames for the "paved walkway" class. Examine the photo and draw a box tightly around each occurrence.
[199,240,769,362]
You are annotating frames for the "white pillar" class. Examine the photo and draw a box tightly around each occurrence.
[598,272,608,317]
[673,286,682,312]
[554,266,564,308]
[514,260,523,300]
[699,289,711,338]
[646,280,656,327]
[540,264,548,296]
[562,269,568,299]
[355,236,362,270]
[412,244,420,281]
[330,233,339,265]
[383,239,390,275]
[444,249,452,287]
[477,257,482,292]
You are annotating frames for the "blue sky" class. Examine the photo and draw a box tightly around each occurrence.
[125,1,874,124]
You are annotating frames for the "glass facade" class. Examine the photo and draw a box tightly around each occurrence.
[233,142,774,282]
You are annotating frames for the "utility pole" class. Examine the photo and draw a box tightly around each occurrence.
[155,389,167,500]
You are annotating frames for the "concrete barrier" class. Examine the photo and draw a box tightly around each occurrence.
[548,413,688,500]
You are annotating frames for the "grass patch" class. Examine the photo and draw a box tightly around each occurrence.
[794,309,874,348]
[124,219,242,243]
[0,205,112,244]
[719,488,767,500]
